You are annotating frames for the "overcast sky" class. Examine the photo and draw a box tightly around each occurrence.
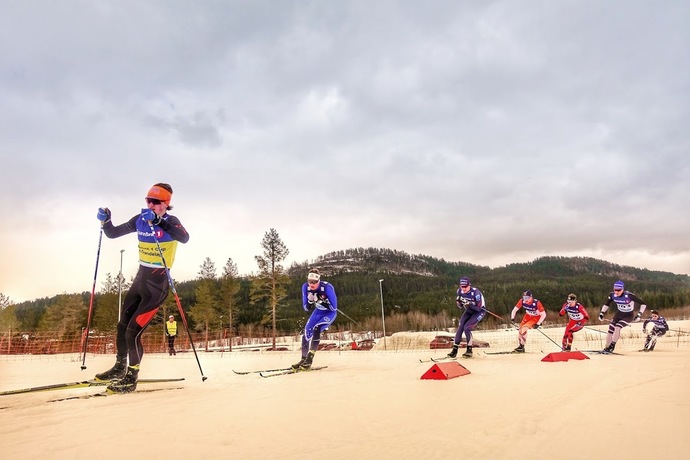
[1,1,688,302]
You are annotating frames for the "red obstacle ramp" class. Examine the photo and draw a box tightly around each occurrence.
[541,351,589,362]
[420,362,471,380]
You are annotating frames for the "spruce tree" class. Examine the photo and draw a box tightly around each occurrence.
[220,258,241,351]
[251,228,290,349]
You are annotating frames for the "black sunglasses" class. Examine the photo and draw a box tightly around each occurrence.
[146,198,162,205]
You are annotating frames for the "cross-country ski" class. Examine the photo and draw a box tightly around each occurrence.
[47,386,184,402]
[484,351,518,355]
[259,366,327,378]
[233,367,292,375]
[0,378,185,396]
[419,356,457,363]
[582,350,624,356]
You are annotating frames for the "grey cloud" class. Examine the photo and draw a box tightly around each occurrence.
[1,0,689,301]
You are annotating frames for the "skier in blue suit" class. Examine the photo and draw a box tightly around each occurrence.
[292,268,338,370]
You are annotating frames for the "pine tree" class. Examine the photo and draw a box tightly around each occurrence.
[198,257,217,279]
[250,228,290,349]
[0,292,12,309]
[37,294,86,337]
[190,257,220,351]
[100,273,118,295]
[220,258,241,351]
[0,304,20,333]
[92,292,119,332]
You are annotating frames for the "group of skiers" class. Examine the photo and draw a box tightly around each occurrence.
[92,182,672,393]
[446,277,670,358]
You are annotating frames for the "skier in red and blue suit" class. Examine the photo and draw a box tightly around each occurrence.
[559,293,589,351]
[510,290,546,353]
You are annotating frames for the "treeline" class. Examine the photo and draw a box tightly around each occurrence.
[2,250,690,337]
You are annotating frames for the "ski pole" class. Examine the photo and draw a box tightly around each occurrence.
[583,326,606,335]
[534,325,562,350]
[337,308,359,326]
[668,328,690,335]
[81,223,104,370]
[148,222,207,381]
[483,309,504,321]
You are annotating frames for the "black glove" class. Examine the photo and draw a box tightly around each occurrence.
[598,312,605,321]
[533,323,541,329]
[510,318,516,325]
[634,312,642,322]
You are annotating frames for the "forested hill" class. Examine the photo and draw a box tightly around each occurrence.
[287,247,488,278]
[284,248,690,319]
[493,256,689,282]
[5,248,690,333]
[289,247,687,284]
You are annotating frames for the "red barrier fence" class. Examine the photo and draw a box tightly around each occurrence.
[0,330,299,355]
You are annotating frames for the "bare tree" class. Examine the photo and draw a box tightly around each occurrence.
[250,228,290,349]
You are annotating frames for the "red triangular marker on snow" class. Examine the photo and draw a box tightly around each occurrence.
[541,351,589,362]
[420,361,471,380]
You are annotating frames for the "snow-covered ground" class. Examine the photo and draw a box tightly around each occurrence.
[1,321,689,460]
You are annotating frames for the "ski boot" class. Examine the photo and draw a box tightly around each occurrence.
[644,335,657,352]
[513,344,525,353]
[291,356,307,370]
[601,342,616,354]
[94,356,127,381]
[647,337,657,351]
[107,366,139,393]
[299,352,315,371]
[462,346,473,358]
[447,344,459,359]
